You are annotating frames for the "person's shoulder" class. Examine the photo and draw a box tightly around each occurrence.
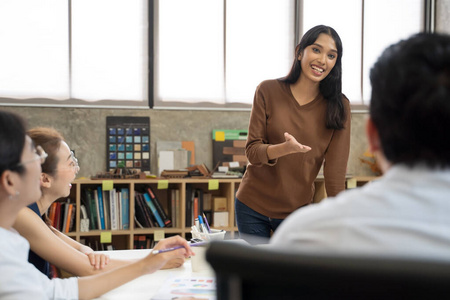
[286,186,369,222]
[340,93,351,112]
[27,202,39,215]
[257,78,285,90]
[341,93,351,105]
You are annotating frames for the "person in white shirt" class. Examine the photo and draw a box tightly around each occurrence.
[0,110,194,300]
[271,32,450,261]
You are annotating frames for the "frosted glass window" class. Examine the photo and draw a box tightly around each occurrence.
[363,0,424,101]
[0,0,148,107]
[156,0,224,103]
[71,0,147,101]
[226,0,295,103]
[0,0,428,108]
[0,0,69,99]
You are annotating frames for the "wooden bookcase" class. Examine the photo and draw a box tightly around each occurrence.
[64,178,241,250]
[63,176,377,250]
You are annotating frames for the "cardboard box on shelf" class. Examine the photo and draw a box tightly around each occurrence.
[213,197,227,212]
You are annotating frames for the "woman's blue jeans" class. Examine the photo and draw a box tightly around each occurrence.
[235,198,284,245]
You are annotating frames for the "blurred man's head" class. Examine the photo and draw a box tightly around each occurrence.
[368,33,450,171]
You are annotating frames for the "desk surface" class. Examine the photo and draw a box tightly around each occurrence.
[94,249,214,300]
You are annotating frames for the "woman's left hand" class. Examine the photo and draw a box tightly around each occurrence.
[82,246,111,270]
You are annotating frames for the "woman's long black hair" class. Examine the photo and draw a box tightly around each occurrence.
[281,25,346,130]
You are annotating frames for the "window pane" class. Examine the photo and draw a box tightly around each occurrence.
[363,0,424,102]
[0,0,69,99]
[302,0,362,104]
[71,0,147,102]
[156,0,224,103]
[226,0,295,104]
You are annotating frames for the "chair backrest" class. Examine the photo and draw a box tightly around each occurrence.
[206,241,450,300]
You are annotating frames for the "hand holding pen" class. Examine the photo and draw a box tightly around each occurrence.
[150,236,195,257]
[151,241,208,254]
[140,236,195,272]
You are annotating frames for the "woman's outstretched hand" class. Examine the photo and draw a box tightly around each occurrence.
[284,132,312,154]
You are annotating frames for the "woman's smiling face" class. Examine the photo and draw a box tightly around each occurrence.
[298,33,338,84]
[51,141,79,198]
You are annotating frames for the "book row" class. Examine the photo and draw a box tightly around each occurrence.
[81,185,172,231]
[76,184,231,232]
[48,200,76,233]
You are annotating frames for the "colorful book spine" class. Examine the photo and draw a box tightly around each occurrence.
[65,203,74,233]
[121,188,130,230]
[86,189,98,230]
[110,189,118,230]
[143,193,165,228]
[147,186,172,227]
[48,202,57,227]
[97,186,106,230]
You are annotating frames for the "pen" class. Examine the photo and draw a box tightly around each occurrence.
[198,215,209,234]
[195,218,200,231]
[151,241,208,254]
[202,213,211,233]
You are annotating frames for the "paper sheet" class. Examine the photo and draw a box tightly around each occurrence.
[151,276,216,300]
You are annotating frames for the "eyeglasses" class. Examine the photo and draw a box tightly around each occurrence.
[70,151,80,171]
[58,151,80,173]
[17,145,48,167]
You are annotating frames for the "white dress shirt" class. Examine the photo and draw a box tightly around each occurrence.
[271,165,450,261]
[0,227,78,300]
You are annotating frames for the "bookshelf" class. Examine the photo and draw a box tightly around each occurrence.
[64,178,241,250]
[62,176,377,250]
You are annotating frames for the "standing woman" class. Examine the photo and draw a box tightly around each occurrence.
[235,25,351,243]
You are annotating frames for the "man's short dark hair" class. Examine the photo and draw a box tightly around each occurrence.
[370,33,450,168]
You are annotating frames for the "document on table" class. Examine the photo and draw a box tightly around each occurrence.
[151,276,216,300]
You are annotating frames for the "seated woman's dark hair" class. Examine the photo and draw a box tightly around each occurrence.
[0,111,27,175]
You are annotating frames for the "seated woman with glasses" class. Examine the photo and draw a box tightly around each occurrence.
[13,127,185,279]
[0,111,194,299]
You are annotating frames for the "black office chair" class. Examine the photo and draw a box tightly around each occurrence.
[206,241,450,300]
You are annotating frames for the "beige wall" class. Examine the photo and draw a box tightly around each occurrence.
[1,106,372,179]
[2,1,448,178]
